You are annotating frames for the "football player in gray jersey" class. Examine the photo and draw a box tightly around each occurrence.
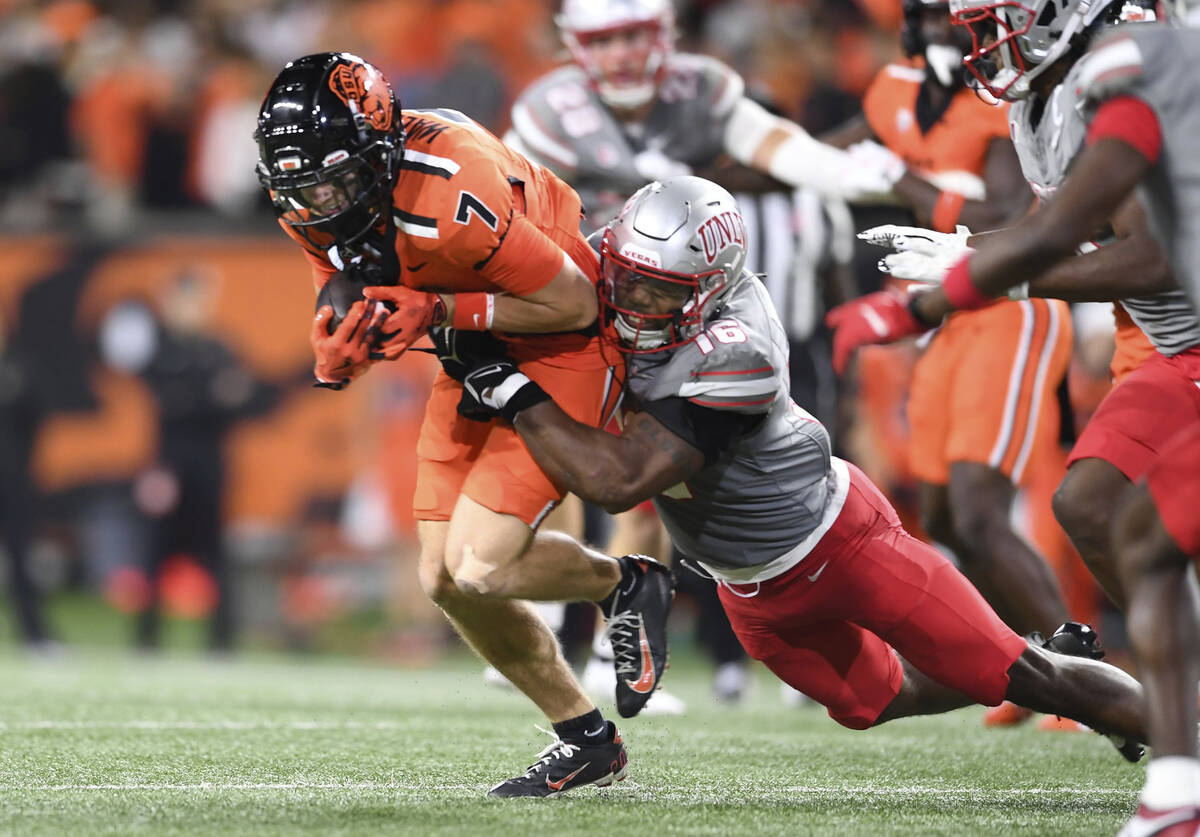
[505,0,902,234]
[505,0,875,710]
[453,175,1150,757]
[825,9,1200,832]
[855,0,1200,622]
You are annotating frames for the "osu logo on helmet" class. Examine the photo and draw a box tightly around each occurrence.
[329,61,394,133]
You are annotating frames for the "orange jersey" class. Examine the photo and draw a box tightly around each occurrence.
[863,61,1010,180]
[283,108,587,301]
[1111,301,1157,383]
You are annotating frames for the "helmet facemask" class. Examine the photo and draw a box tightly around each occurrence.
[258,138,400,252]
[950,0,1123,101]
[601,238,727,353]
[558,0,675,110]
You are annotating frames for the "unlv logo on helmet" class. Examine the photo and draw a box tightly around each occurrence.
[329,61,393,132]
[697,211,746,265]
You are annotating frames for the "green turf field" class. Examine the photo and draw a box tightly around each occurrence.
[0,647,1144,836]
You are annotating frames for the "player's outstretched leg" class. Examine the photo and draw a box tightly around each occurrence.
[1114,477,1200,835]
[1002,626,1147,762]
[488,721,629,798]
[598,555,675,718]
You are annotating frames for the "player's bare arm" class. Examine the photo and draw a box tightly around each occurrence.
[818,114,874,150]
[513,403,704,514]
[435,252,598,334]
[893,138,1032,231]
[827,140,1155,372]
[911,138,1155,325]
[1023,196,1174,301]
[723,98,896,200]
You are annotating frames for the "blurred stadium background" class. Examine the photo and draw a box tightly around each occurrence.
[0,0,1146,832]
[0,0,925,657]
[1,0,1124,663]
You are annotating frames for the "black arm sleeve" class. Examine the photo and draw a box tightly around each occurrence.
[639,397,764,464]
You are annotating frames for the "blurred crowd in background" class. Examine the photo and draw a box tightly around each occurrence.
[0,0,1118,668]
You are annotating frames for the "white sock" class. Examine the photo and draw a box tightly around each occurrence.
[1141,757,1200,810]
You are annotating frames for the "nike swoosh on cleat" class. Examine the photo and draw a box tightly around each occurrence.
[546,762,590,791]
[806,561,830,583]
[408,262,428,273]
[624,623,657,694]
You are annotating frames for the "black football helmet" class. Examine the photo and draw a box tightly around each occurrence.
[255,52,404,253]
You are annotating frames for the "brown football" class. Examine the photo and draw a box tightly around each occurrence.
[315,270,371,334]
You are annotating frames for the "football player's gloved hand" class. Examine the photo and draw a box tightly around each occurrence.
[825,288,934,374]
[858,223,972,253]
[362,285,446,361]
[859,224,974,285]
[458,359,551,423]
[845,140,906,188]
[427,325,512,382]
[311,301,381,390]
[633,148,692,183]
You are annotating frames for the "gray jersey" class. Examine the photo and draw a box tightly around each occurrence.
[1077,24,1200,312]
[510,53,742,232]
[625,272,848,582]
[1009,41,1200,355]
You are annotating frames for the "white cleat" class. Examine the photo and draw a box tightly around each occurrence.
[712,661,750,704]
[780,682,815,707]
[1116,804,1200,836]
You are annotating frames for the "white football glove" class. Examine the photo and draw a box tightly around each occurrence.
[857,223,972,253]
[836,140,907,202]
[859,224,974,286]
[846,140,906,186]
[633,148,692,182]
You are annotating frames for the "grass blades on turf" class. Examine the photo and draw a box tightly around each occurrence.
[0,649,1142,836]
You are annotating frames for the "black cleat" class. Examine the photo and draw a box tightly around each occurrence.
[1041,621,1145,763]
[1042,622,1105,660]
[487,722,628,798]
[603,555,675,718]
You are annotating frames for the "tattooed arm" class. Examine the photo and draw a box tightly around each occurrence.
[513,401,715,514]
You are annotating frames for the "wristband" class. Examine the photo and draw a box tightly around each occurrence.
[942,255,993,311]
[931,190,966,233]
[452,292,495,331]
[499,377,551,423]
[906,293,941,329]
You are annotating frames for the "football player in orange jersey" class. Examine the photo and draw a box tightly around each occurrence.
[825,1,1075,653]
[255,52,674,798]
[850,0,1194,620]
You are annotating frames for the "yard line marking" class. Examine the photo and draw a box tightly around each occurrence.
[0,783,1136,796]
[0,720,415,730]
[1,783,477,791]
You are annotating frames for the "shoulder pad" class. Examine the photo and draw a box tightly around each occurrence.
[508,66,593,172]
[669,53,744,117]
[1073,30,1147,110]
[675,320,779,414]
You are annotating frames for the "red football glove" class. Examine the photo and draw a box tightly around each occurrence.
[311,300,381,389]
[363,285,446,361]
[825,288,929,374]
